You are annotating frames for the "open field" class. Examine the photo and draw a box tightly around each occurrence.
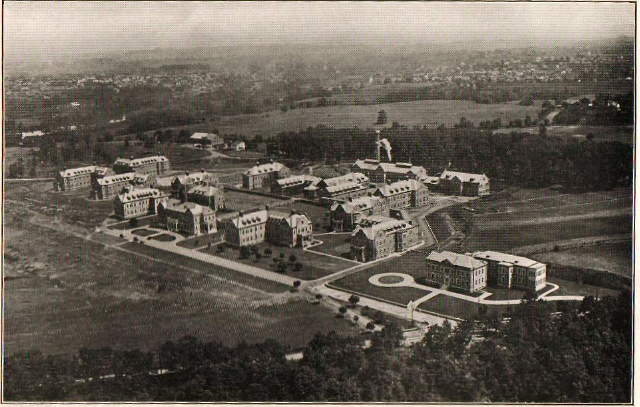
[417,295,511,320]
[198,242,355,281]
[4,213,359,355]
[310,233,353,259]
[213,99,543,137]
[546,277,621,298]
[223,189,288,212]
[494,125,633,144]
[533,242,632,278]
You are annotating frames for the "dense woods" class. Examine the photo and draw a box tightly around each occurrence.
[274,124,633,190]
[5,292,631,402]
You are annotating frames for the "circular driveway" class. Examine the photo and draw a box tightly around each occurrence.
[369,272,416,287]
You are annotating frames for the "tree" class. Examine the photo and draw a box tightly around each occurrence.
[129,218,139,228]
[239,246,251,259]
[339,306,348,316]
[294,262,303,272]
[217,245,225,253]
[264,248,272,257]
[293,280,301,289]
[376,110,388,125]
[366,322,376,330]
[254,252,262,261]
[315,293,323,300]
[277,261,287,273]
[348,295,360,307]
[288,254,297,264]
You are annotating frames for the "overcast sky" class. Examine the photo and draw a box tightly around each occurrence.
[4,1,636,64]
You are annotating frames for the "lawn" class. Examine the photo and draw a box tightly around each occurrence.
[120,242,290,292]
[148,233,176,242]
[426,212,454,242]
[107,216,156,230]
[131,228,158,237]
[199,242,355,281]
[418,295,512,321]
[482,286,532,301]
[223,189,288,212]
[531,241,632,278]
[546,277,621,298]
[310,233,353,259]
[176,232,223,248]
[271,202,332,231]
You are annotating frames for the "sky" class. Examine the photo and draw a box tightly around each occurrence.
[4,1,636,64]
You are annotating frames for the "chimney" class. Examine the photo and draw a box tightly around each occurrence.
[186,171,190,176]
[201,168,204,173]
[130,156,134,160]
[290,209,296,216]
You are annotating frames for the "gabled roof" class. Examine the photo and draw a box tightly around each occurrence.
[160,198,214,216]
[374,179,424,197]
[114,155,168,167]
[173,171,210,185]
[426,250,486,270]
[188,185,221,197]
[276,175,321,188]
[321,172,368,188]
[59,165,98,178]
[244,162,287,176]
[472,251,544,269]
[231,209,268,228]
[117,188,166,203]
[97,172,136,186]
[268,212,311,228]
[325,181,364,194]
[352,219,412,240]
[440,170,489,184]
[331,196,382,214]
[353,160,426,176]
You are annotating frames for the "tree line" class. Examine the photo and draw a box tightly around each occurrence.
[4,292,630,402]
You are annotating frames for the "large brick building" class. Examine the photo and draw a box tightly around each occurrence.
[91,173,136,200]
[472,251,547,292]
[439,170,490,197]
[54,165,112,191]
[171,171,218,200]
[352,159,428,184]
[350,218,420,261]
[271,175,321,196]
[113,155,171,176]
[187,185,225,210]
[266,212,313,247]
[242,162,291,189]
[424,251,488,294]
[305,172,369,201]
[157,199,217,236]
[330,196,388,232]
[373,179,429,209]
[114,188,168,220]
[224,209,269,247]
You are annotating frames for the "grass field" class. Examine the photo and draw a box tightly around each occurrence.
[417,295,512,320]
[223,190,288,212]
[310,233,353,259]
[532,242,632,278]
[494,125,633,144]
[213,99,543,137]
[546,277,620,298]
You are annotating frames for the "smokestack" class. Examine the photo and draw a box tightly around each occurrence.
[375,130,381,161]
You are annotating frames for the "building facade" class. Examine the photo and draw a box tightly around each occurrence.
[272,175,321,196]
[306,172,369,201]
[373,179,429,209]
[330,196,388,232]
[266,212,313,247]
[352,159,428,184]
[224,209,269,247]
[113,155,171,176]
[242,163,291,190]
[157,199,217,236]
[350,219,420,262]
[472,251,547,292]
[114,188,168,220]
[187,185,225,210]
[424,251,488,294]
[439,170,490,197]
[171,171,218,200]
[54,165,112,191]
[91,173,136,200]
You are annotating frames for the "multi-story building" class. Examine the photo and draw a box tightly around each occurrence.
[305,172,369,201]
[113,155,171,176]
[113,188,168,220]
[157,199,217,236]
[266,212,313,247]
[472,251,547,292]
[350,219,420,261]
[330,196,388,232]
[187,185,225,210]
[91,173,136,200]
[439,170,490,197]
[352,159,428,184]
[271,175,321,196]
[224,209,269,247]
[424,251,488,294]
[171,171,217,200]
[242,162,291,189]
[54,165,112,191]
[373,179,429,209]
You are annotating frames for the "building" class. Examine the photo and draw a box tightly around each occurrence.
[171,171,218,200]
[187,185,225,210]
[330,196,388,232]
[230,141,246,151]
[113,155,171,176]
[91,172,136,200]
[157,199,217,236]
[113,188,168,220]
[439,170,490,197]
[242,162,291,189]
[191,132,225,149]
[266,212,313,247]
[306,172,369,201]
[21,130,45,140]
[271,175,321,196]
[352,159,428,184]
[472,251,547,292]
[350,219,420,261]
[373,179,429,209]
[424,251,488,294]
[224,209,269,247]
[54,165,111,191]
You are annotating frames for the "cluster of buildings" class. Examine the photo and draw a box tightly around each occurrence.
[424,250,547,293]
[190,132,246,151]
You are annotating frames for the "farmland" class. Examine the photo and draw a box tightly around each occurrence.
[494,124,634,144]
[533,242,632,278]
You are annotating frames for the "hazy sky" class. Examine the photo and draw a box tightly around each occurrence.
[4,1,636,64]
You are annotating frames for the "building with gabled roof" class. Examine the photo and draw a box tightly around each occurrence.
[424,250,488,293]
[472,251,546,292]
[191,132,225,148]
[306,172,369,201]
[242,162,291,190]
[330,196,388,232]
[272,175,321,196]
[91,172,137,200]
[54,165,112,191]
[373,179,429,209]
[350,218,420,261]
[113,155,170,176]
[439,170,490,196]
[266,211,313,247]
[157,199,217,236]
[352,159,427,184]
[171,171,218,200]
[114,188,168,220]
[224,209,269,246]
[187,184,225,210]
